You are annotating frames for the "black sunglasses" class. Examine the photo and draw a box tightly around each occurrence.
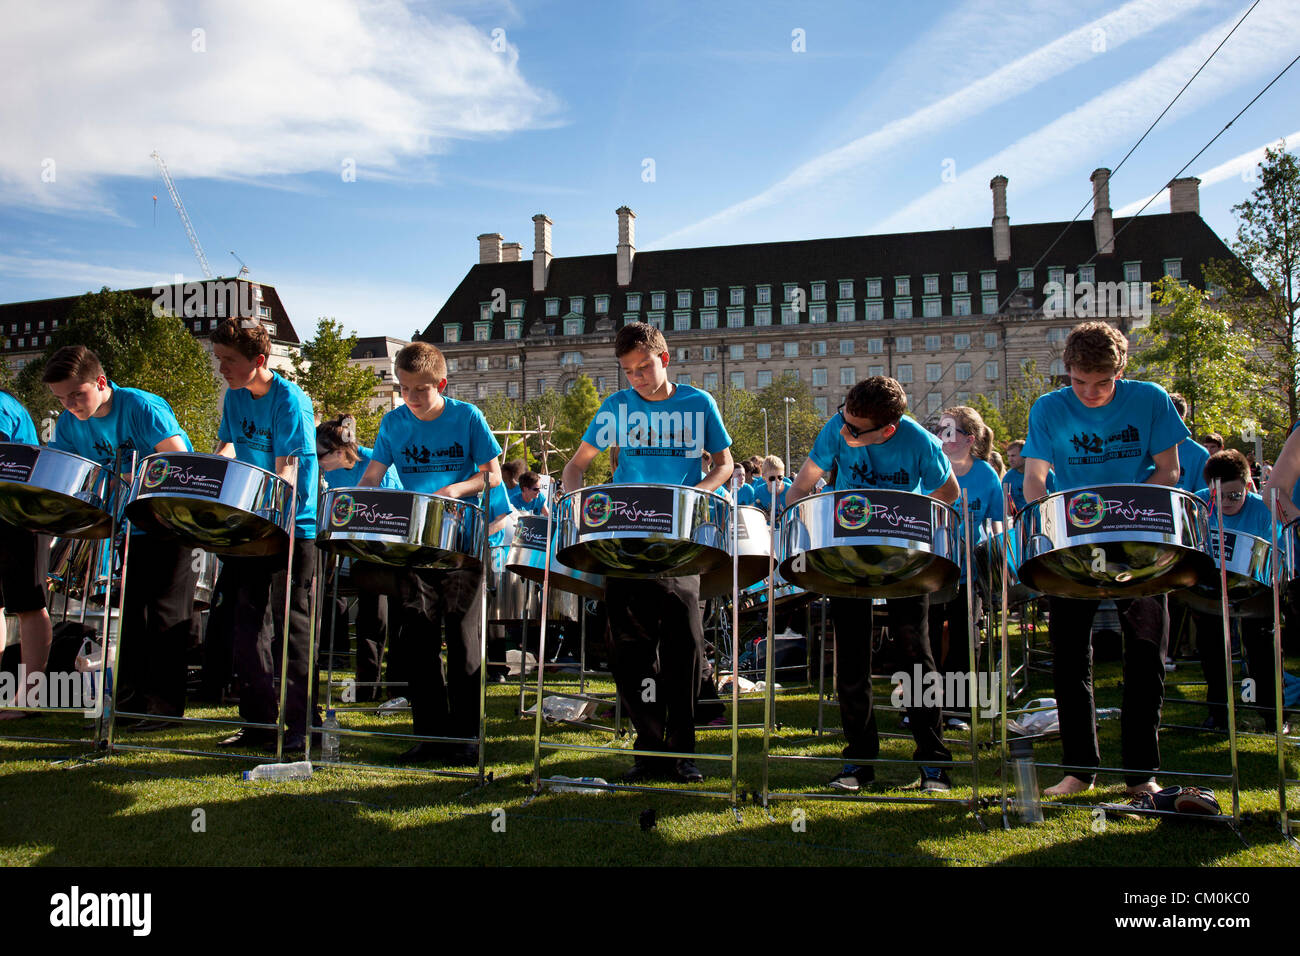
[837,403,893,440]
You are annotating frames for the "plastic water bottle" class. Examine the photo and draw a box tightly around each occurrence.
[243,761,313,781]
[548,775,609,793]
[1008,736,1044,824]
[321,709,340,763]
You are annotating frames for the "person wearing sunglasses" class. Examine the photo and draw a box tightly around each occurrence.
[754,455,791,519]
[1190,449,1282,732]
[788,376,959,793]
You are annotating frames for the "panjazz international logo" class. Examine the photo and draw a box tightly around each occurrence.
[583,492,612,528]
[142,457,171,489]
[836,493,870,531]
[330,492,355,527]
[1067,491,1105,529]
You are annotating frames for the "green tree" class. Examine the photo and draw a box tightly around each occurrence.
[12,287,221,452]
[994,358,1054,452]
[291,318,384,444]
[551,374,610,482]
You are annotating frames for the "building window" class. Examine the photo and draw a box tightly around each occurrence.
[810,305,827,323]
[701,346,716,361]
[985,360,999,380]
[755,307,772,326]
[1047,327,1069,344]
[839,339,854,355]
[926,363,942,382]
[812,368,828,387]
[676,347,690,362]
[984,331,998,349]
[509,301,524,319]
[594,295,609,313]
[814,397,829,416]
[784,342,799,357]
[922,297,941,318]
[894,300,913,320]
[1018,269,1034,289]
[700,310,718,329]
[839,280,854,299]
[702,289,717,307]
[1048,267,1065,287]
[444,325,461,343]
[477,383,489,399]
[986,389,1000,408]
[1077,265,1096,285]
[756,370,772,387]
[925,334,941,350]
[474,323,491,341]
[507,355,520,369]
[537,377,546,392]
[787,368,800,382]
[811,282,826,301]
[895,277,911,297]
[676,373,691,385]
[895,335,912,352]
[258,305,271,318]
[677,291,691,309]
[569,297,584,314]
[545,298,560,316]
[1123,261,1141,283]
[953,333,970,349]
[980,271,997,291]
[596,377,606,391]
[867,337,884,354]
[756,343,772,359]
[926,393,942,414]
[564,317,584,336]
[651,292,666,310]
[729,287,744,305]
[982,294,999,314]
[897,364,913,383]
[839,303,857,322]
[703,372,718,390]
[507,381,519,398]
[839,366,855,386]
[1050,358,1066,376]
[505,321,522,339]
[952,273,968,293]
[725,344,743,361]
[476,357,489,371]
[560,351,584,366]
[647,312,665,329]
[783,283,798,302]
[1163,258,1182,280]
[923,275,939,295]
[627,293,642,311]
[624,313,641,325]
[730,371,745,389]
[781,306,797,325]
[955,362,971,381]
[727,308,744,328]
[811,340,827,356]
[865,278,882,298]
[447,358,459,372]
[756,285,771,304]
[953,296,971,316]
[673,312,691,332]
[868,365,884,377]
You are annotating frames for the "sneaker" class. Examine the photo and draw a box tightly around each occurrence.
[1173,786,1222,816]
[674,760,705,783]
[920,767,952,791]
[900,715,910,729]
[829,764,872,792]
[944,716,970,732]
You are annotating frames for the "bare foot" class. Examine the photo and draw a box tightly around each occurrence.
[0,710,30,721]
[1125,780,1159,796]
[1044,776,1094,797]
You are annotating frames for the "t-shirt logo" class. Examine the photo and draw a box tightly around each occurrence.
[93,437,114,459]
[401,442,464,465]
[239,419,272,450]
[1070,432,1103,455]
[850,461,873,483]
[1067,425,1142,466]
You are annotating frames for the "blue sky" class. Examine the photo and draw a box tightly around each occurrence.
[1,0,1298,340]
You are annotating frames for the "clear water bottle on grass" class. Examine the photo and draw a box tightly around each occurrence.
[243,761,313,782]
[321,709,340,763]
[1008,736,1044,824]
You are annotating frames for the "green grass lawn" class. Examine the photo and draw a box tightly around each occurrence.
[0,658,1297,867]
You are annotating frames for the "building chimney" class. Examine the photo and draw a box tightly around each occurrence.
[1168,177,1201,215]
[477,233,503,264]
[532,214,552,293]
[501,242,523,263]
[616,206,636,287]
[990,175,1011,263]
[1090,168,1115,256]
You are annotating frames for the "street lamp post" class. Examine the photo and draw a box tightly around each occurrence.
[761,407,769,457]
[783,396,795,469]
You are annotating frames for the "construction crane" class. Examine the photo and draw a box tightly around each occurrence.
[229,251,250,277]
[150,150,213,279]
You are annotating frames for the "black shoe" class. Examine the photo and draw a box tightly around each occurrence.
[829,764,873,792]
[281,733,308,754]
[445,744,479,766]
[398,742,448,763]
[622,759,670,783]
[218,729,276,752]
[920,767,953,792]
[674,759,704,783]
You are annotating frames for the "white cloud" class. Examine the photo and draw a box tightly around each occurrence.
[1113,131,1300,216]
[647,0,1209,250]
[871,4,1300,234]
[0,253,173,293]
[0,0,559,214]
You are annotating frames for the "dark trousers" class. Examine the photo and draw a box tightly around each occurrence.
[830,594,951,764]
[1049,596,1168,786]
[1193,610,1278,729]
[929,584,983,710]
[116,535,199,717]
[225,538,317,737]
[605,575,704,759]
[396,566,483,740]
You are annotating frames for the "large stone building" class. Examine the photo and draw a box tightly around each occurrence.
[423,171,1235,423]
[350,334,408,412]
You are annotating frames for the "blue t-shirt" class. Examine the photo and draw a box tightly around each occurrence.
[735,482,756,506]
[51,382,192,466]
[371,398,502,498]
[955,459,1006,549]
[0,390,38,445]
[1002,466,1056,512]
[1194,488,1274,541]
[754,476,792,515]
[1022,380,1188,491]
[1177,438,1210,494]
[581,384,731,486]
[487,481,516,548]
[809,414,952,494]
[218,372,318,540]
[508,485,548,515]
[322,446,400,491]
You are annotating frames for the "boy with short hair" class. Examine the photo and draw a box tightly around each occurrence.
[43,345,196,726]
[514,471,549,516]
[1022,321,1187,796]
[362,341,502,762]
[210,320,319,752]
[1002,439,1056,516]
[564,322,733,783]
[788,376,960,791]
[754,455,792,518]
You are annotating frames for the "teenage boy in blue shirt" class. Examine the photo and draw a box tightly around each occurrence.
[211,320,319,753]
[363,342,502,763]
[43,346,197,727]
[788,376,960,791]
[0,389,52,717]
[564,322,733,783]
[1022,321,1187,797]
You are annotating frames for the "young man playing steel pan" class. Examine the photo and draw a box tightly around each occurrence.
[787,376,960,792]
[563,322,733,784]
[211,320,319,753]
[1022,321,1188,797]
[43,346,196,728]
[361,342,502,763]
[0,388,53,719]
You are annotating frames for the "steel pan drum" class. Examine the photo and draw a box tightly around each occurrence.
[1173,529,1287,618]
[778,489,960,599]
[489,544,535,622]
[556,483,730,578]
[1016,484,1212,599]
[47,535,114,602]
[505,515,605,599]
[700,505,772,600]
[0,443,120,539]
[974,528,1035,607]
[193,549,220,610]
[316,487,484,571]
[126,452,292,556]
[738,568,813,614]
